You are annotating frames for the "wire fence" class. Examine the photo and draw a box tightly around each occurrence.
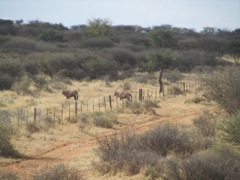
[0,81,206,129]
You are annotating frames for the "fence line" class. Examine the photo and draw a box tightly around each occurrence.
[0,81,206,129]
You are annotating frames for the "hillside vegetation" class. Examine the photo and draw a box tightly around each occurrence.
[0,18,240,92]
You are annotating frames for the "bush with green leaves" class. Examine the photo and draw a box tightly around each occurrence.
[218,112,240,146]
[39,29,64,42]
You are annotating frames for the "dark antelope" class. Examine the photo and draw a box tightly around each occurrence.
[114,88,132,101]
[61,90,78,100]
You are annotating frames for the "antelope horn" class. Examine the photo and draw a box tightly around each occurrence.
[115,87,119,92]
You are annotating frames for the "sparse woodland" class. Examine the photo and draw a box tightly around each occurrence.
[0,18,240,179]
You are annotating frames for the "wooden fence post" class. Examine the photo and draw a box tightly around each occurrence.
[104,97,106,111]
[69,102,70,119]
[109,95,112,110]
[53,107,56,121]
[116,96,118,109]
[34,108,37,122]
[81,101,83,113]
[61,104,63,122]
[98,98,100,111]
[139,89,143,101]
[75,101,77,117]
[26,109,28,124]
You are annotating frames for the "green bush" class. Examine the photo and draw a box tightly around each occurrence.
[39,29,64,42]
[218,112,240,146]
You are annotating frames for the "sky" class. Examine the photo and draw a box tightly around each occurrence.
[1,0,240,31]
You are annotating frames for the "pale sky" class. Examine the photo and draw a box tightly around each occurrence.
[1,0,240,31]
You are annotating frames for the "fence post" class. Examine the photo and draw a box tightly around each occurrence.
[34,108,37,122]
[139,89,143,101]
[104,97,106,111]
[26,109,28,124]
[53,107,56,121]
[61,104,63,123]
[98,98,100,111]
[69,102,70,119]
[75,101,77,117]
[81,101,83,113]
[109,95,112,110]
[17,112,20,129]
[116,96,118,109]
[87,99,89,112]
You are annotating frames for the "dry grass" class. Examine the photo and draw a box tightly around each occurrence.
[0,76,220,179]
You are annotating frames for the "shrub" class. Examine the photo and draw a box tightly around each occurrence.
[202,66,240,115]
[0,73,14,90]
[32,164,83,180]
[138,124,201,157]
[92,112,118,128]
[0,117,21,158]
[12,75,32,94]
[164,70,184,83]
[3,37,38,53]
[168,85,183,96]
[81,36,114,48]
[218,112,240,146]
[125,100,158,114]
[184,95,208,104]
[193,111,216,137]
[39,29,64,42]
[109,47,137,68]
[134,73,156,84]
[0,170,18,180]
[26,122,41,133]
[94,124,210,176]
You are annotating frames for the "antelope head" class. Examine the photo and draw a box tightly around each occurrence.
[114,87,119,96]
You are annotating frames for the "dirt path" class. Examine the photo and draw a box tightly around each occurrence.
[0,95,218,179]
